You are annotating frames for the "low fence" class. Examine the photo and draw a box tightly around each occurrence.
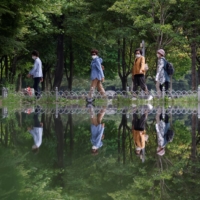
[1,87,198,100]
[1,104,199,117]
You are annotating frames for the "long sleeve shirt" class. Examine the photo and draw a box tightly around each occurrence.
[132,130,146,149]
[29,57,43,78]
[90,124,104,148]
[29,127,43,148]
[132,56,145,76]
[155,57,170,84]
[155,121,170,148]
[90,57,104,80]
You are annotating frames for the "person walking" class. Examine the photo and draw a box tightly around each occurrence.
[88,104,106,155]
[27,50,43,99]
[87,49,105,103]
[132,49,152,100]
[155,49,170,98]
[155,107,174,156]
[132,109,149,162]
[27,106,43,153]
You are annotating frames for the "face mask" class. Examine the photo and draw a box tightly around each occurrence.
[135,54,141,58]
[92,55,97,59]
[156,53,160,58]
[32,56,36,60]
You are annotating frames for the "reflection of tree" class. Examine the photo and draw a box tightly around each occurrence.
[118,109,132,164]
[191,113,197,160]
[54,114,64,167]
[65,113,74,165]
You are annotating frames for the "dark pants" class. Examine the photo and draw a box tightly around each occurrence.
[34,113,41,127]
[132,114,146,131]
[160,82,169,95]
[33,77,41,98]
[133,74,148,92]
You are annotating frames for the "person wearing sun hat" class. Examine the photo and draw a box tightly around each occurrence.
[155,107,172,157]
[155,49,170,98]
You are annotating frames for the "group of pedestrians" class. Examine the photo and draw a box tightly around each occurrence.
[132,48,171,100]
[27,48,170,100]
[132,107,174,162]
[87,48,171,103]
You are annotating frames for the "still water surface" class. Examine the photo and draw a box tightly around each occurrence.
[0,104,199,200]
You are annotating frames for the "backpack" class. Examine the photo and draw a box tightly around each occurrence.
[166,129,174,143]
[163,59,174,76]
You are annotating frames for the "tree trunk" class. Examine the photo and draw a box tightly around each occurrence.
[191,42,197,90]
[65,37,74,91]
[54,114,64,168]
[53,33,64,89]
[191,114,197,160]
[16,74,22,91]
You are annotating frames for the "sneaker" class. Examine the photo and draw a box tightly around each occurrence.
[146,95,153,101]
[86,98,95,103]
[132,97,137,101]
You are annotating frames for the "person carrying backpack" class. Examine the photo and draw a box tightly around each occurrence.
[155,49,170,98]
[155,107,174,156]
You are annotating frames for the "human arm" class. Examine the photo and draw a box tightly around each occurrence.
[140,56,145,73]
[96,59,104,79]
[155,59,164,81]
[29,60,38,76]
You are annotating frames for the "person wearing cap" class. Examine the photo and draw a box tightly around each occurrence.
[27,107,43,153]
[87,49,105,103]
[89,105,106,154]
[132,109,149,162]
[27,50,43,99]
[132,48,153,100]
[155,107,170,156]
[155,49,170,98]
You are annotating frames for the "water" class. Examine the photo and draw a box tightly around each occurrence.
[0,104,200,200]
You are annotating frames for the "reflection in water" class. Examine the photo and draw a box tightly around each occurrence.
[1,104,200,199]
[156,107,174,156]
[88,104,106,154]
[132,109,149,162]
[27,106,43,152]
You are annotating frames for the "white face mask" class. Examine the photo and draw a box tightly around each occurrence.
[135,54,141,58]
[156,53,160,58]
[32,56,37,60]
[92,55,97,59]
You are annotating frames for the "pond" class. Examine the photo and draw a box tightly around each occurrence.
[0,103,200,200]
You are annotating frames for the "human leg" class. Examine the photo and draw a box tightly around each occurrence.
[89,79,98,98]
[97,80,106,97]
[156,81,162,98]
[139,75,149,94]
[97,108,106,124]
[33,77,41,98]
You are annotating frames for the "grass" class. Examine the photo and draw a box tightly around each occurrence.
[0,91,198,112]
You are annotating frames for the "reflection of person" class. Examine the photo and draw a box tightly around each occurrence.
[27,110,43,152]
[87,49,105,103]
[155,49,170,98]
[156,108,174,156]
[89,105,106,154]
[132,48,152,100]
[132,110,149,161]
[27,50,43,99]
